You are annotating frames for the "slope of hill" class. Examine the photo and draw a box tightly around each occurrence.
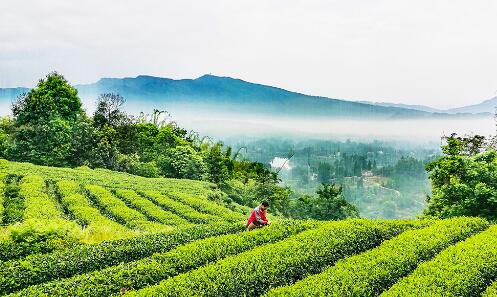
[1,159,497,296]
[0,158,247,244]
[0,75,489,119]
[357,100,444,113]
[445,96,497,114]
[73,75,436,119]
[361,96,497,115]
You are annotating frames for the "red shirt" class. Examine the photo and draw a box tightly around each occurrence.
[247,205,268,225]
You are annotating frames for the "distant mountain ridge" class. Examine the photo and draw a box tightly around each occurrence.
[360,96,497,115]
[0,75,492,119]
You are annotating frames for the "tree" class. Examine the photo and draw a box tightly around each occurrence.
[7,72,92,166]
[289,183,359,220]
[0,117,13,158]
[317,162,332,183]
[93,93,127,128]
[313,183,359,220]
[424,134,497,220]
[156,146,206,180]
[204,143,231,184]
[89,125,119,169]
[366,160,372,170]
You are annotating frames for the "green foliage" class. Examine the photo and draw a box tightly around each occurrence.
[7,72,92,166]
[3,158,235,211]
[317,162,332,183]
[484,279,497,296]
[0,174,4,223]
[0,223,242,295]
[12,220,317,297]
[130,161,160,178]
[379,156,428,188]
[85,185,170,233]
[2,178,23,224]
[221,174,292,216]
[10,175,81,243]
[114,189,189,227]
[167,190,244,222]
[204,143,231,184]
[88,124,119,168]
[424,134,497,220]
[266,217,487,296]
[0,117,13,158]
[12,73,82,124]
[156,146,206,179]
[140,190,220,224]
[92,93,128,129]
[127,220,423,297]
[290,183,359,220]
[382,223,497,296]
[55,180,135,242]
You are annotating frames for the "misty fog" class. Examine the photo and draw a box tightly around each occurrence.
[169,111,495,144]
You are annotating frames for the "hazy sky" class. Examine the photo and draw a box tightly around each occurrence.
[1,0,496,109]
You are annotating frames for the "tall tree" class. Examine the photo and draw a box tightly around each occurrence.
[7,72,92,166]
[93,93,127,128]
[424,134,497,220]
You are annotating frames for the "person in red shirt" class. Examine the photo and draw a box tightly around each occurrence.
[246,201,271,231]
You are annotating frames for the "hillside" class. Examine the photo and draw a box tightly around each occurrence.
[0,75,490,119]
[446,96,497,114]
[1,159,497,296]
[0,158,247,244]
[361,96,497,115]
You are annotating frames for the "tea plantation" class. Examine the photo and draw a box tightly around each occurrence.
[1,158,497,296]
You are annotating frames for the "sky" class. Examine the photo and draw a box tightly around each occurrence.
[0,0,496,109]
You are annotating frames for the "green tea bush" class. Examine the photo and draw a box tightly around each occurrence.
[0,176,82,262]
[56,180,135,242]
[0,222,242,295]
[85,185,170,233]
[127,219,426,297]
[0,173,5,223]
[9,176,81,244]
[140,190,220,224]
[2,178,23,224]
[4,159,242,213]
[382,224,497,296]
[20,176,68,221]
[483,280,497,296]
[0,223,80,262]
[167,191,243,222]
[266,217,487,296]
[11,220,318,297]
[114,189,190,227]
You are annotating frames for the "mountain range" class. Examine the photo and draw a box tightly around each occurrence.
[0,75,493,119]
[359,97,497,114]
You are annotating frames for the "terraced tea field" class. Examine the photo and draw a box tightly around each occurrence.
[1,159,497,296]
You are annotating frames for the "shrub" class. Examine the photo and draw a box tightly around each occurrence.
[11,220,318,297]
[85,185,170,233]
[114,189,190,227]
[483,281,497,296]
[0,173,5,224]
[140,190,220,224]
[166,190,243,222]
[0,222,242,295]
[130,161,160,178]
[8,176,81,247]
[2,180,23,224]
[56,180,135,242]
[127,219,427,297]
[382,224,497,297]
[266,217,487,296]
